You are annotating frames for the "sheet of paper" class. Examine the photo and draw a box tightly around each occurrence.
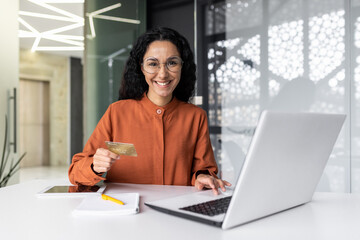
[72,193,140,216]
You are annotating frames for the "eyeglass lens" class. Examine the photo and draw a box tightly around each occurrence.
[143,57,182,73]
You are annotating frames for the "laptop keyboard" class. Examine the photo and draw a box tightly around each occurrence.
[179,196,232,216]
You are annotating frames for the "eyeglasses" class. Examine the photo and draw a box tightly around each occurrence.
[142,56,183,74]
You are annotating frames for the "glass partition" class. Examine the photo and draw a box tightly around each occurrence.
[351,0,360,192]
[197,0,360,193]
[84,0,146,141]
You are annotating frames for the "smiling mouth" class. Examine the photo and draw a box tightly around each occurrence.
[155,81,171,86]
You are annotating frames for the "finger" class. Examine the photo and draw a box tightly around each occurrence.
[95,148,108,156]
[223,180,232,187]
[205,177,216,189]
[213,177,220,189]
[94,151,120,163]
[197,175,220,194]
[212,186,219,195]
[201,177,217,189]
[94,166,108,173]
[93,159,113,170]
[209,178,219,195]
[107,150,120,160]
[195,181,205,190]
[93,159,111,170]
[94,153,112,162]
[196,176,213,190]
[93,161,110,172]
[217,179,226,192]
[93,155,114,167]
[96,148,120,159]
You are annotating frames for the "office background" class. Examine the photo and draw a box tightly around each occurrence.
[0,0,359,193]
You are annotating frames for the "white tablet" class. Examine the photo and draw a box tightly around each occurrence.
[37,184,106,197]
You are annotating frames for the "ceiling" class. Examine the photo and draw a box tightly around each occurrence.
[18,0,186,58]
[19,0,84,58]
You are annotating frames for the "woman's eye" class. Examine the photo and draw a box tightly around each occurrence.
[147,62,158,67]
[168,61,178,66]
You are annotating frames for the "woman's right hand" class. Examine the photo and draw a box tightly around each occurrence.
[92,148,120,174]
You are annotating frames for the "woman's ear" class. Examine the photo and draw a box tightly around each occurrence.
[140,62,145,75]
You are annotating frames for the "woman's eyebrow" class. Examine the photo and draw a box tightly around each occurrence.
[144,56,180,61]
[144,57,158,61]
[167,56,181,59]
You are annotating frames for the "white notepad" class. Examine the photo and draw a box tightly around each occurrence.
[72,193,140,216]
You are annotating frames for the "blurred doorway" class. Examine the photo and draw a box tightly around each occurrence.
[19,79,50,167]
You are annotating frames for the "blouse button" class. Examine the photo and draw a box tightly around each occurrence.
[156,109,162,114]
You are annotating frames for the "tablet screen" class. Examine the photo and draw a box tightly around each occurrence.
[44,185,100,193]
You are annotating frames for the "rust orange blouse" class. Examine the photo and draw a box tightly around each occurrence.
[68,94,218,186]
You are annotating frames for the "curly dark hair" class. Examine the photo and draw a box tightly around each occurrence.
[118,27,196,102]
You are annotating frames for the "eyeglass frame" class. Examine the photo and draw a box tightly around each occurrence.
[141,56,184,74]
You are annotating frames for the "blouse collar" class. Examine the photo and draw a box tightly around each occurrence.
[140,93,180,116]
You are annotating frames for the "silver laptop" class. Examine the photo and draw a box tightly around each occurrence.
[145,111,346,230]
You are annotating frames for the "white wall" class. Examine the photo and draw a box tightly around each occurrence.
[0,0,19,185]
[19,49,70,167]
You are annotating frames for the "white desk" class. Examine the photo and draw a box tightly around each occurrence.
[1,179,360,240]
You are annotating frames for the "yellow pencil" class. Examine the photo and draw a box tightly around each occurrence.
[102,194,125,205]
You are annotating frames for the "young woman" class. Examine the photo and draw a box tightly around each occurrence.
[69,27,230,195]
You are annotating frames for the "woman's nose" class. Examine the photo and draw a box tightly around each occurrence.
[157,63,169,77]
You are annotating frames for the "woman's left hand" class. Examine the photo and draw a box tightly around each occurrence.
[195,174,232,195]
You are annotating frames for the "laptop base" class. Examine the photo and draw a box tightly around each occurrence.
[145,203,223,227]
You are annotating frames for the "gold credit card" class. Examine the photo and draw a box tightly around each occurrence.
[105,141,138,157]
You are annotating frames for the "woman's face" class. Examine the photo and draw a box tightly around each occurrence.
[141,40,181,106]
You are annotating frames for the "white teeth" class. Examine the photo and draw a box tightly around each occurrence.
[156,81,170,86]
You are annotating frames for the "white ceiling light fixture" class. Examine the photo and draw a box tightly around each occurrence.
[86,3,141,39]
[92,14,141,25]
[86,3,122,39]
[19,0,84,54]
[36,46,84,51]
[19,0,141,56]
[19,11,79,22]
[27,0,83,21]
[34,0,84,3]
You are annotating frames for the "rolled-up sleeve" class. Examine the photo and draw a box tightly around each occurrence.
[68,106,113,185]
[190,111,218,185]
